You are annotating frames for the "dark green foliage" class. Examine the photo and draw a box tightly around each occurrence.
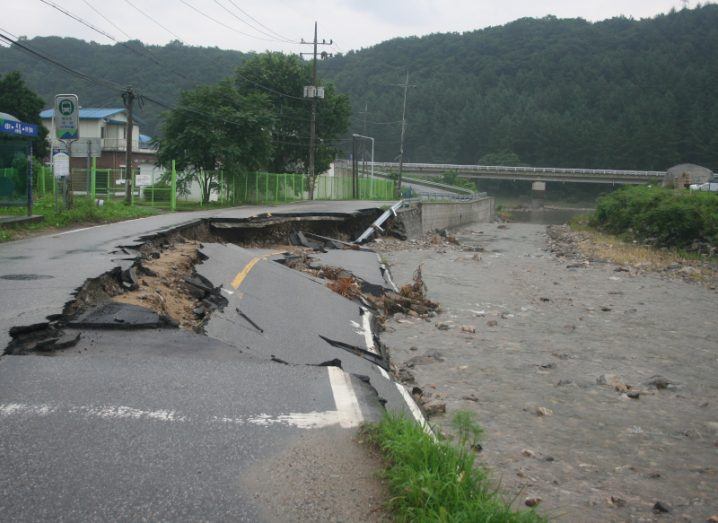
[0,37,248,136]
[321,6,718,169]
[592,185,718,247]
[156,80,274,204]
[235,53,350,174]
[362,412,545,522]
[0,71,49,158]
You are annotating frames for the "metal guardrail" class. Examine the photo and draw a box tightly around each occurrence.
[403,192,486,203]
[365,161,666,179]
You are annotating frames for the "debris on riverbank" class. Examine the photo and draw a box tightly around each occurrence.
[548,224,718,288]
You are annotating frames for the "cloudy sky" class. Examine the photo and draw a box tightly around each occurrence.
[2,0,694,54]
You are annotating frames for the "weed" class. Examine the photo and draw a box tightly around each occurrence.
[362,412,545,522]
[0,195,159,242]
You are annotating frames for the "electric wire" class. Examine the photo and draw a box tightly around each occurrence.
[224,0,299,43]
[178,0,286,43]
[39,0,190,80]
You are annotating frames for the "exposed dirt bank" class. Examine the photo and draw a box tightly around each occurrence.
[375,223,718,522]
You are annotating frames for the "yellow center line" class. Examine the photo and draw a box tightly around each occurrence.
[230,251,286,290]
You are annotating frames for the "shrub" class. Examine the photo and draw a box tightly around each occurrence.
[592,185,718,248]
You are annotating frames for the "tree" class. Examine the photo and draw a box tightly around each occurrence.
[478,150,523,166]
[235,53,350,176]
[0,71,49,158]
[156,80,274,204]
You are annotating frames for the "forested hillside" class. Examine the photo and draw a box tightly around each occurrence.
[321,5,718,169]
[0,37,246,134]
[1,6,717,170]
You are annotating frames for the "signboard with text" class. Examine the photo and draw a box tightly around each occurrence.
[54,94,80,140]
[52,151,70,178]
[0,118,39,137]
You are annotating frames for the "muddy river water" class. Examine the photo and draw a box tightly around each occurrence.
[376,222,718,522]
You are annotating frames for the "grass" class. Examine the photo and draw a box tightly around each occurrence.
[361,412,546,523]
[0,195,159,242]
[568,214,715,280]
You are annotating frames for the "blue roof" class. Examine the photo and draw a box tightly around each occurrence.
[139,134,152,143]
[39,108,125,119]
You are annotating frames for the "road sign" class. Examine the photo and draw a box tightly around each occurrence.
[52,151,70,178]
[0,118,39,137]
[54,94,80,140]
[69,138,101,158]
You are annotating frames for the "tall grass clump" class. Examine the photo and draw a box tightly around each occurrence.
[362,412,545,522]
[592,185,718,248]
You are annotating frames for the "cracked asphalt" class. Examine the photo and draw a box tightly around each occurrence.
[0,201,421,521]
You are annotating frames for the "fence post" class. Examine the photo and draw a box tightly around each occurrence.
[90,157,96,201]
[170,160,177,212]
[39,165,46,197]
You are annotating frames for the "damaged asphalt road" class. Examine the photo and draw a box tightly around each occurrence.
[0,200,426,521]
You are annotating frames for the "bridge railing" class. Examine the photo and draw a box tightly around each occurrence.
[363,161,666,178]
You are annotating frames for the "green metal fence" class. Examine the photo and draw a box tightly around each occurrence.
[11,158,396,213]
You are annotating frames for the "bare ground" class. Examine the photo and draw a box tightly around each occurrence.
[375,223,718,522]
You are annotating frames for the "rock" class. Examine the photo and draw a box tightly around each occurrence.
[462,394,479,402]
[544,456,555,462]
[522,449,536,458]
[645,375,674,390]
[405,350,445,367]
[539,297,550,302]
[608,496,627,507]
[626,391,640,399]
[396,366,415,383]
[539,363,556,369]
[706,515,718,523]
[486,319,498,327]
[556,379,574,387]
[536,406,554,417]
[460,325,476,334]
[600,306,612,312]
[423,400,446,417]
[652,501,671,514]
[524,497,542,507]
[563,324,576,333]
[435,321,451,331]
[597,374,629,393]
[409,346,418,351]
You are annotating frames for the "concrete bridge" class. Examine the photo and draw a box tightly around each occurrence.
[362,161,666,185]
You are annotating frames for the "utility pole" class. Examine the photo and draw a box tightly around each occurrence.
[122,87,135,204]
[301,22,332,200]
[396,71,412,198]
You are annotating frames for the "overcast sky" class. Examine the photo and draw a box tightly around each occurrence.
[2,0,696,55]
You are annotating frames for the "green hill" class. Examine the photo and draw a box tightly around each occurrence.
[0,37,247,136]
[1,6,717,170]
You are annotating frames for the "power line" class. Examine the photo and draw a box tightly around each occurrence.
[213,0,298,44]
[224,0,299,43]
[178,0,286,43]
[124,0,185,42]
[0,30,124,92]
[39,0,189,80]
[80,0,132,40]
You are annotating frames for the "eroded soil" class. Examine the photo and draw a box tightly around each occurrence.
[376,223,718,522]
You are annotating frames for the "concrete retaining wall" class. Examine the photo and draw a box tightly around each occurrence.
[396,197,495,238]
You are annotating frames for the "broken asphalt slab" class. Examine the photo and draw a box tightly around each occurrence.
[0,201,394,348]
[196,242,417,416]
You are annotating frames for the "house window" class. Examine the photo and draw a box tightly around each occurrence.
[100,127,105,139]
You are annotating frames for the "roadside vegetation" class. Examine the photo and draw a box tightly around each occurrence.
[0,195,158,242]
[591,185,718,250]
[361,412,545,522]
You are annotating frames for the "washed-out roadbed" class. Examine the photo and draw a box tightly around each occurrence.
[374,222,718,522]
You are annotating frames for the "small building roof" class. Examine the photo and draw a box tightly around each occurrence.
[39,108,125,120]
[139,134,152,143]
